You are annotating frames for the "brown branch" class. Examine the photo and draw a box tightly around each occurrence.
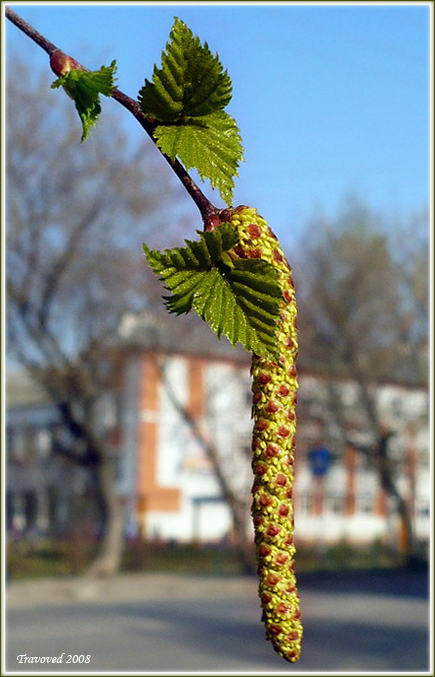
[5,7,219,226]
[5,7,58,54]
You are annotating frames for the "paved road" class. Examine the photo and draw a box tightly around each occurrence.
[6,569,429,673]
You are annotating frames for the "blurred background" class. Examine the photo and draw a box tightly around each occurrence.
[5,3,430,673]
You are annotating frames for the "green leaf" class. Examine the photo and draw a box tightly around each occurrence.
[138,17,232,121]
[143,226,282,358]
[51,61,117,141]
[138,18,243,205]
[153,111,243,205]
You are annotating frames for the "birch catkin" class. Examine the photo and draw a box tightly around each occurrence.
[226,206,302,662]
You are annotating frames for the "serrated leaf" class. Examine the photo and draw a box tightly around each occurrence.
[138,17,232,121]
[51,61,117,141]
[138,17,243,204]
[143,223,238,274]
[153,111,243,205]
[143,227,282,358]
[192,268,281,358]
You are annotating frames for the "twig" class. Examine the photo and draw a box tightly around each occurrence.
[5,7,218,225]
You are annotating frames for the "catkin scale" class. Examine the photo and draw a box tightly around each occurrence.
[224,206,303,663]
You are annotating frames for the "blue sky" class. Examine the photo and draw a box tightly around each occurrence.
[5,2,430,245]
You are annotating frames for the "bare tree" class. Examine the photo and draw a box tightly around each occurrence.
[157,356,254,572]
[6,61,191,576]
[296,198,429,563]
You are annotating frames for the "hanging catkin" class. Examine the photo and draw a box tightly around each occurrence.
[223,205,302,662]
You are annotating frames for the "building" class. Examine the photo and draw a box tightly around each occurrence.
[6,312,430,551]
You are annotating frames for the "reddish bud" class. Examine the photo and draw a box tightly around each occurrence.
[278,385,290,397]
[283,290,292,303]
[255,463,268,476]
[248,248,262,258]
[278,504,290,517]
[269,624,283,636]
[273,249,284,263]
[266,524,281,537]
[266,443,280,458]
[253,391,262,404]
[50,50,82,77]
[266,573,281,586]
[256,419,269,432]
[261,592,272,605]
[276,473,287,486]
[276,552,289,565]
[275,602,290,615]
[233,245,247,258]
[266,400,280,414]
[258,372,271,385]
[277,426,290,438]
[248,224,262,238]
[259,543,272,557]
[259,494,273,507]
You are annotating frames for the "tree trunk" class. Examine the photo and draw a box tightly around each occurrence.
[396,497,414,565]
[85,460,125,577]
[375,434,415,566]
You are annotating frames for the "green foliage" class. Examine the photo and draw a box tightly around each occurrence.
[139,17,243,204]
[138,17,231,119]
[143,225,282,358]
[153,112,242,206]
[51,61,117,141]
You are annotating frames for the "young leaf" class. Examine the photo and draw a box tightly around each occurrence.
[153,112,243,205]
[138,17,232,120]
[138,18,243,204]
[51,61,117,141]
[143,226,282,358]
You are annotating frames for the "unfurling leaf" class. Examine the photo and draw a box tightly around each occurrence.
[51,61,117,141]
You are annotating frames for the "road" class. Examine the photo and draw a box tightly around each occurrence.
[6,568,429,673]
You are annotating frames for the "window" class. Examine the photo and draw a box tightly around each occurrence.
[37,429,52,459]
[356,493,374,514]
[391,396,403,419]
[326,494,344,514]
[416,500,430,518]
[298,493,314,515]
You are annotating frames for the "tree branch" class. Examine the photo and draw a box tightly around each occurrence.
[5,7,58,54]
[157,360,245,513]
[5,7,219,226]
